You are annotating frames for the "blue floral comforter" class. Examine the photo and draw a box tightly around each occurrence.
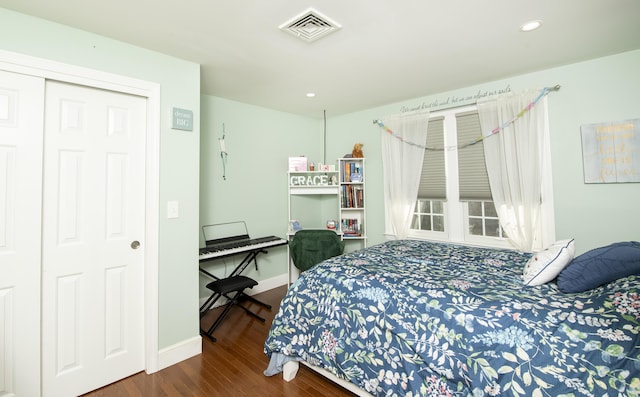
[264,240,640,396]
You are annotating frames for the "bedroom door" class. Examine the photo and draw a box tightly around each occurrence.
[41,80,147,397]
[0,70,45,397]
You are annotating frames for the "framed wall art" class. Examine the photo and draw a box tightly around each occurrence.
[580,118,640,183]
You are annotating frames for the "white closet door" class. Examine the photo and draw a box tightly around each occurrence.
[0,70,44,397]
[41,81,147,397]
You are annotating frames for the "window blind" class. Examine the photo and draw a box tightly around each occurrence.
[456,111,492,200]
[417,117,446,199]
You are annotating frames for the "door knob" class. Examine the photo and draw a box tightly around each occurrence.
[131,240,141,249]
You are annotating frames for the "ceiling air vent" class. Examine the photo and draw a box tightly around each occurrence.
[279,8,341,43]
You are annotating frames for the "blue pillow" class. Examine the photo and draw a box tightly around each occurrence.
[557,241,640,293]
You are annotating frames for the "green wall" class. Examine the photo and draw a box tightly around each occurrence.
[325,49,640,255]
[4,4,636,358]
[201,49,640,273]
[0,8,201,349]
[199,95,322,284]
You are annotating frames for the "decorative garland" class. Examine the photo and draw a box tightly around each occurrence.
[374,85,559,151]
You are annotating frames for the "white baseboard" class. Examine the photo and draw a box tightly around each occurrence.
[156,274,289,372]
[157,335,202,371]
[252,273,289,295]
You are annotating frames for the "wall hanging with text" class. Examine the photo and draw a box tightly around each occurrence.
[581,118,640,183]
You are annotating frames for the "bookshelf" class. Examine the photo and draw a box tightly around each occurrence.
[339,158,366,249]
[285,158,367,281]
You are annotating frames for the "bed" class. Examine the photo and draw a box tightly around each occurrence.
[263,239,640,396]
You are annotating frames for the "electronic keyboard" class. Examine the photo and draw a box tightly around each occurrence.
[199,235,287,261]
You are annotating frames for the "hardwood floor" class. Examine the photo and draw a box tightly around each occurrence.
[82,285,357,396]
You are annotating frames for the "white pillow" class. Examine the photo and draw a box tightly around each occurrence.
[523,239,575,286]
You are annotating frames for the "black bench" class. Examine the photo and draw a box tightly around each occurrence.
[199,275,264,341]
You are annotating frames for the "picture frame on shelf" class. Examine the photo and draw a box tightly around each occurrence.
[289,220,302,232]
[288,156,307,172]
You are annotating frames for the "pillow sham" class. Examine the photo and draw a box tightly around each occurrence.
[557,241,640,293]
[523,239,575,286]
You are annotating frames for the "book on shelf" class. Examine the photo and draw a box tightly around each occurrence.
[343,161,350,182]
[340,185,364,208]
[341,218,362,236]
[342,160,363,183]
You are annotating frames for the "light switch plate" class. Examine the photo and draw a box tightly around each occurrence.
[167,201,179,219]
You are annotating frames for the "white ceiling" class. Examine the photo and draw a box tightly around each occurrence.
[2,0,640,118]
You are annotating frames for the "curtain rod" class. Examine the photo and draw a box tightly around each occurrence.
[372,84,561,124]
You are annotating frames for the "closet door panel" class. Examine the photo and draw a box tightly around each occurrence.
[0,70,44,397]
[41,80,146,397]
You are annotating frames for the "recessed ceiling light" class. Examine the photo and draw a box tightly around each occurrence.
[520,20,543,32]
[306,92,316,98]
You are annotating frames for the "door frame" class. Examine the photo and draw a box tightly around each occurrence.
[0,49,161,373]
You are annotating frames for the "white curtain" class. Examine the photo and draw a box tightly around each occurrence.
[477,90,555,252]
[380,112,429,239]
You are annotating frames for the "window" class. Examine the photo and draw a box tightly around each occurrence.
[411,200,444,232]
[412,116,446,234]
[467,200,505,238]
[410,105,510,248]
